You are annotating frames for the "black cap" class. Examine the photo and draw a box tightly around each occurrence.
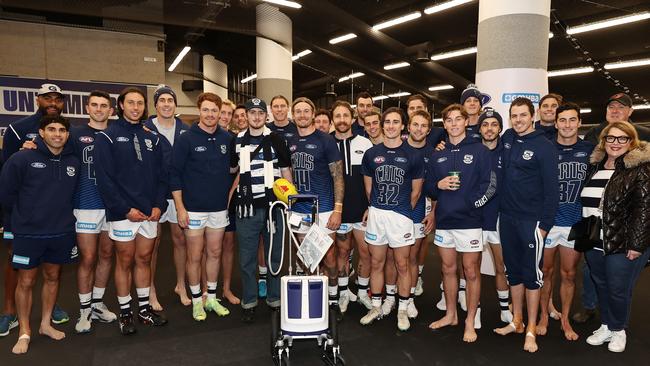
[245,97,267,112]
[607,93,633,108]
[478,108,503,130]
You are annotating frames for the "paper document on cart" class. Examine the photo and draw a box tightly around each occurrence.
[298,224,334,273]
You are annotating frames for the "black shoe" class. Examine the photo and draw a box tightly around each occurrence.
[572,308,596,324]
[241,307,256,323]
[119,312,137,335]
[138,306,168,326]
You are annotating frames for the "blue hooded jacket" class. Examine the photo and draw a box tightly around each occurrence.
[0,137,79,236]
[2,111,44,162]
[170,123,233,212]
[144,117,189,199]
[425,136,496,230]
[482,140,504,231]
[94,118,168,221]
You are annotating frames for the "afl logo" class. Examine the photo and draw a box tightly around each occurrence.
[374,156,385,163]
[522,150,534,160]
[30,162,46,169]
[404,233,412,239]
[355,150,364,155]
[305,144,317,149]
[116,137,130,142]
[463,154,474,164]
[195,146,207,152]
[289,145,297,152]
[436,157,447,163]
[79,136,94,143]
[470,239,479,245]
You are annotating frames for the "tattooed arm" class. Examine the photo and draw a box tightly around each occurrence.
[327,160,344,230]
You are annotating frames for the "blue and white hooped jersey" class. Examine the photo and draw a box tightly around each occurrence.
[555,138,595,227]
[362,142,424,219]
[71,124,105,210]
[288,129,341,213]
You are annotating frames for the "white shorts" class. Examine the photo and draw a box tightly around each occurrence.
[414,223,427,240]
[483,230,500,245]
[160,199,177,224]
[434,228,483,252]
[337,222,365,234]
[74,209,109,234]
[187,210,229,230]
[544,226,574,249]
[109,220,158,242]
[289,211,335,235]
[364,207,414,248]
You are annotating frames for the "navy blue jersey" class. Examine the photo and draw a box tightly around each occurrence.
[361,142,424,219]
[267,121,298,143]
[2,111,44,162]
[351,120,367,137]
[426,137,495,230]
[426,127,446,147]
[482,141,504,231]
[289,130,341,213]
[70,124,106,210]
[534,121,557,142]
[466,124,482,141]
[411,143,435,222]
[170,123,233,212]
[500,129,559,231]
[555,138,594,226]
[333,133,373,223]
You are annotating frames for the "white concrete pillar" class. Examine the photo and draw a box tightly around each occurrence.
[256,3,292,103]
[203,55,228,100]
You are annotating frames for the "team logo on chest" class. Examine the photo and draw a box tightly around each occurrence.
[374,156,385,164]
[144,139,153,151]
[463,154,474,164]
[66,166,76,177]
[220,144,228,154]
[522,150,534,160]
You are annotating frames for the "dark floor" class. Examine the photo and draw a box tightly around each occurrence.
[1,226,649,366]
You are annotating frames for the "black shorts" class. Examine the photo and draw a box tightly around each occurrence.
[11,232,78,269]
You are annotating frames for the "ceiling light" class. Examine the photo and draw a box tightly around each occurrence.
[428,84,454,91]
[372,11,422,31]
[329,33,357,44]
[263,0,302,9]
[549,32,554,39]
[547,66,594,77]
[292,49,312,61]
[580,108,592,113]
[634,104,650,110]
[566,11,650,35]
[374,95,389,101]
[241,74,257,83]
[432,118,443,123]
[388,91,411,98]
[168,46,191,72]
[431,46,477,61]
[604,58,650,70]
[424,0,474,15]
[383,62,410,70]
[338,72,365,82]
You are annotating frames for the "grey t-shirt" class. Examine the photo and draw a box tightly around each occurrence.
[152,117,176,146]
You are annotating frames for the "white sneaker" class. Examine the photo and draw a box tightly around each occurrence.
[397,310,410,331]
[360,306,382,325]
[586,324,612,346]
[381,298,396,316]
[406,298,418,319]
[338,292,350,313]
[91,302,118,323]
[608,330,626,352]
[415,277,424,297]
[436,295,447,311]
[474,307,482,329]
[458,289,467,312]
[347,290,357,302]
[357,293,373,310]
[75,308,92,334]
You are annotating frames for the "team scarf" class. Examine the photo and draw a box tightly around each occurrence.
[235,127,276,218]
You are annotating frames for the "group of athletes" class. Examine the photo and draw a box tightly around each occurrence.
[0,81,635,355]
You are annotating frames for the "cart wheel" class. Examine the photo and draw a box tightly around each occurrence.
[281,350,291,366]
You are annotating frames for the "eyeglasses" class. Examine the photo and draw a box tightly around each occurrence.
[604,135,631,144]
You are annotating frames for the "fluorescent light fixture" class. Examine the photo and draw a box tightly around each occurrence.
[428,84,454,91]
[424,0,474,15]
[374,95,389,101]
[372,11,422,31]
[292,49,312,61]
[388,91,411,98]
[351,104,357,108]
[431,46,477,61]
[566,11,650,35]
[241,73,257,83]
[549,32,554,39]
[432,118,443,123]
[633,104,650,110]
[329,33,357,44]
[338,72,365,82]
[383,62,410,70]
[580,108,592,113]
[263,0,302,9]
[168,46,191,72]
[547,66,594,77]
[604,58,650,70]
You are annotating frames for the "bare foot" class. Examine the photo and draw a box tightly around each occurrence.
[463,320,478,343]
[536,315,548,336]
[39,324,65,340]
[428,314,458,330]
[223,291,241,305]
[524,332,538,353]
[12,335,30,355]
[549,303,561,320]
[150,299,163,312]
[561,319,579,341]
[175,286,192,306]
[494,321,525,336]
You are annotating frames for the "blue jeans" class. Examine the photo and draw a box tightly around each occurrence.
[236,206,283,309]
[585,248,650,331]
[581,261,598,310]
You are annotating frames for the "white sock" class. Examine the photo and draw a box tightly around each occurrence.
[79,292,92,309]
[136,287,150,311]
[207,282,217,300]
[459,279,467,289]
[92,286,106,304]
[190,284,202,304]
[118,295,132,314]
[418,265,424,275]
[385,284,396,302]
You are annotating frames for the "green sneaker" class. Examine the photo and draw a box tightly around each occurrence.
[204,298,230,316]
[192,302,207,321]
